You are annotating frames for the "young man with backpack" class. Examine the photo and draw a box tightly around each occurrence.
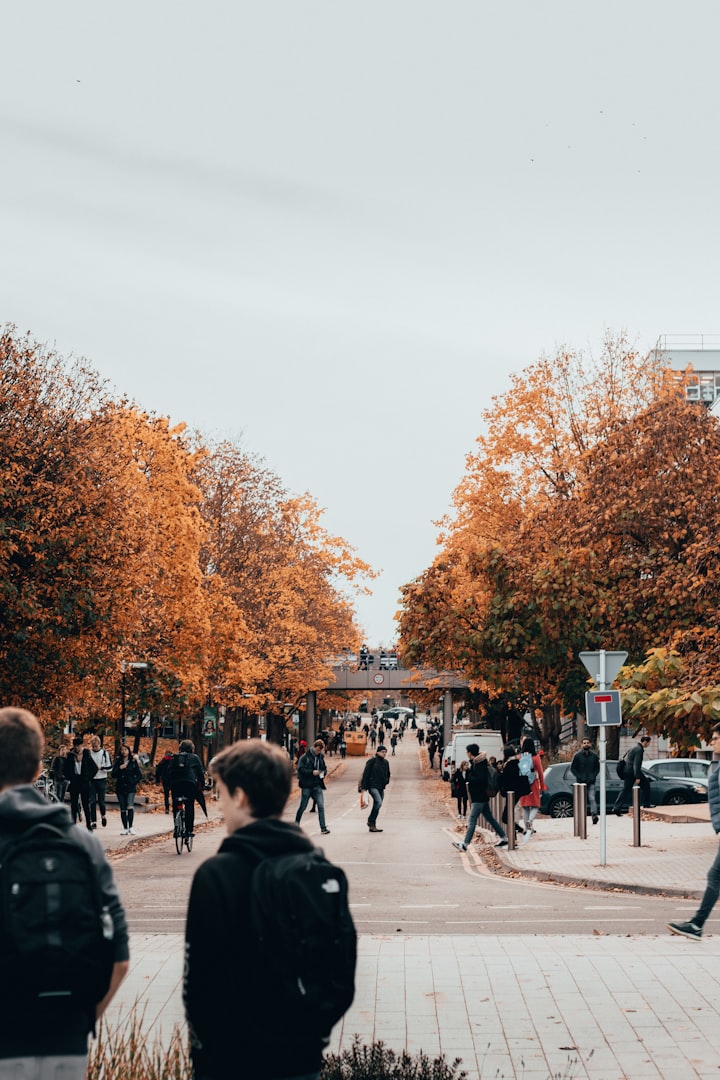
[167,739,206,839]
[452,744,507,852]
[0,707,129,1080]
[185,739,356,1080]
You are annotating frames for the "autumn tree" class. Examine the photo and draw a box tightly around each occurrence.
[399,335,716,748]
[197,441,373,734]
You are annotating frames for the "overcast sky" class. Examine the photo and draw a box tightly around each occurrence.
[2,2,719,644]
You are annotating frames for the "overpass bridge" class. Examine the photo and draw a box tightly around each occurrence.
[304,661,470,746]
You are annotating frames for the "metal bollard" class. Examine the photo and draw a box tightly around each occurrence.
[632,784,641,847]
[481,792,503,833]
[506,791,516,850]
[573,783,587,839]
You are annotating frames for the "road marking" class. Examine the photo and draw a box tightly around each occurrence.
[445,917,656,925]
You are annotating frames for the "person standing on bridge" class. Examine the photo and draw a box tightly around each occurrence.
[359,745,390,832]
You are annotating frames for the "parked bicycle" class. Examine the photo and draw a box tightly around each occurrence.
[35,772,59,803]
[174,795,193,854]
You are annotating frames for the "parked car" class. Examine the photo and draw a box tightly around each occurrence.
[441,730,504,782]
[540,761,708,818]
[642,758,713,786]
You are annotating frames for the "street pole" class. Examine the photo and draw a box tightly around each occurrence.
[598,650,608,866]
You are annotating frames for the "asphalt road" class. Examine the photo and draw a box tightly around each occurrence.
[112,735,682,936]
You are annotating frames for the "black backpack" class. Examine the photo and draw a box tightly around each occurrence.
[0,822,115,1021]
[167,752,191,785]
[250,848,356,1037]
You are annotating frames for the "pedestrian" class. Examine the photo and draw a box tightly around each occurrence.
[112,743,142,835]
[0,706,129,1078]
[427,734,437,768]
[339,737,347,759]
[452,745,507,851]
[667,725,720,939]
[65,735,94,827]
[613,734,652,815]
[417,727,425,746]
[390,732,398,756]
[499,744,525,836]
[518,737,546,842]
[571,737,601,824]
[167,739,207,839]
[369,727,377,748]
[450,761,469,819]
[154,749,174,813]
[87,734,113,829]
[358,745,391,833]
[185,739,356,1080]
[50,742,69,803]
[295,739,330,835]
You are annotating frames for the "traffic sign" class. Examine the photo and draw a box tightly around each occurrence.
[585,689,622,727]
[579,650,628,688]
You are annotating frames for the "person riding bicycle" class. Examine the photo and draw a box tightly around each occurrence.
[167,739,206,839]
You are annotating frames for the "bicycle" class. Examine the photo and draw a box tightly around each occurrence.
[35,772,59,803]
[173,795,193,854]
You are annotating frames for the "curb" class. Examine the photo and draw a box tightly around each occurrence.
[489,856,705,900]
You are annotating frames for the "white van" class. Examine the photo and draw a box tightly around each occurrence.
[441,730,505,781]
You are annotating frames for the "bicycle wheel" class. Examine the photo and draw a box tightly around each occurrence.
[185,832,193,852]
[174,811,185,854]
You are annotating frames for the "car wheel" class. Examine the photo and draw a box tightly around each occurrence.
[662,791,688,806]
[549,795,574,818]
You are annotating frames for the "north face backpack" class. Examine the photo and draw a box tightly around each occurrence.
[166,752,190,785]
[250,847,357,1037]
[0,823,115,1021]
[519,752,537,785]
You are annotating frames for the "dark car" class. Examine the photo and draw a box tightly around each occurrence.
[541,761,708,818]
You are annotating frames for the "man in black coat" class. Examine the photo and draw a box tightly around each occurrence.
[359,746,390,832]
[571,738,601,824]
[613,735,651,815]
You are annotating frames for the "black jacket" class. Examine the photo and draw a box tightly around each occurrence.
[359,754,391,792]
[111,757,142,794]
[0,785,129,1057]
[184,818,324,1080]
[296,750,327,790]
[626,742,646,780]
[500,757,521,794]
[465,757,493,802]
[571,748,600,784]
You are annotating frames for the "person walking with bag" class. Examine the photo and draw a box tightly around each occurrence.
[359,745,390,832]
[518,737,546,842]
[111,743,142,835]
[613,734,651,815]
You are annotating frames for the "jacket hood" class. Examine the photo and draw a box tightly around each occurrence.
[0,784,74,834]
[218,817,316,861]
